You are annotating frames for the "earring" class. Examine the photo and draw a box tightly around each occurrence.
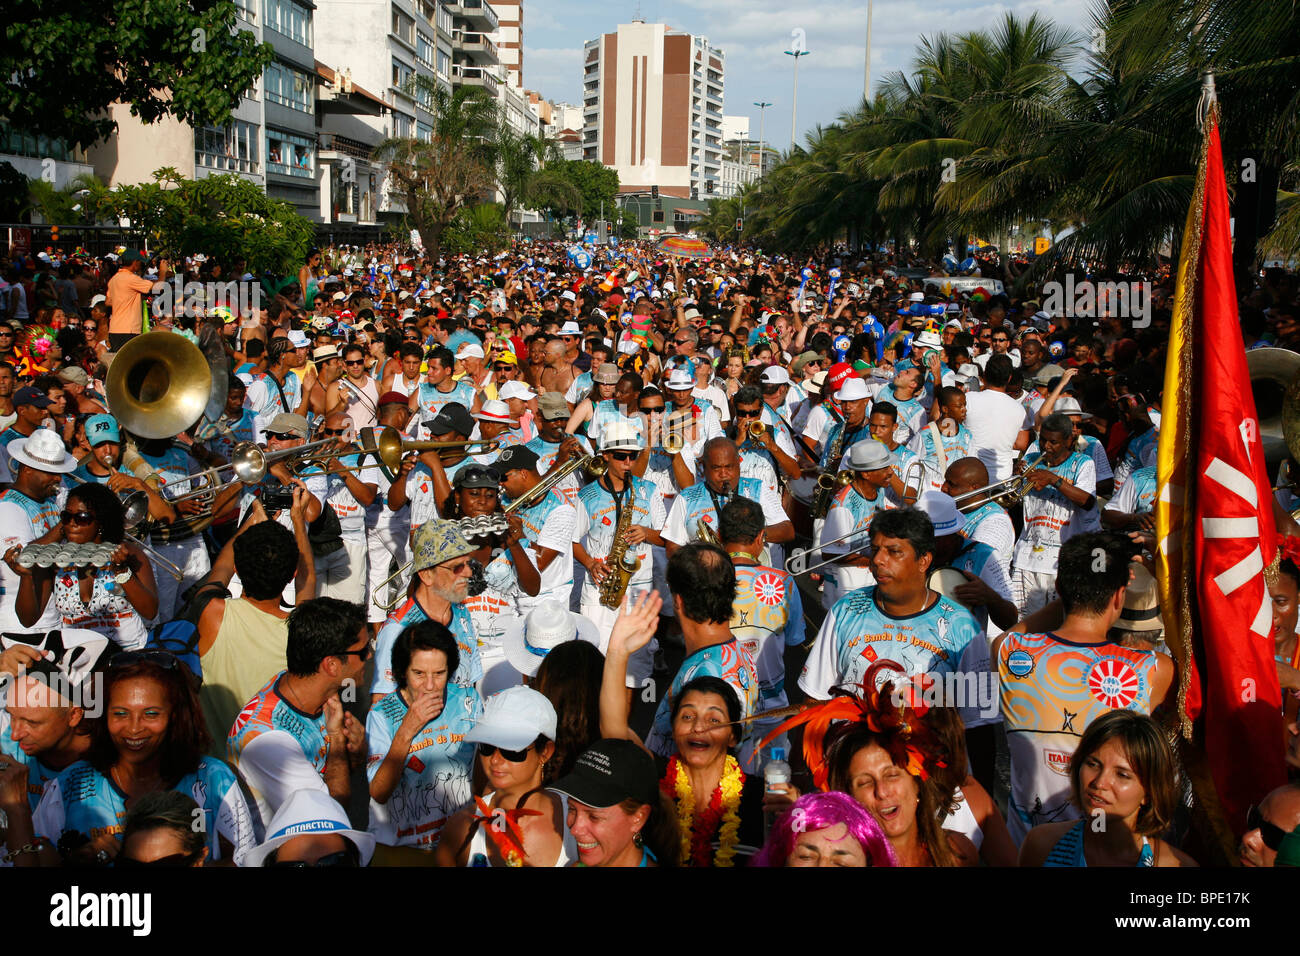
[633,832,644,848]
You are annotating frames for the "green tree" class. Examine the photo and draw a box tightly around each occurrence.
[86,168,315,274]
[494,129,582,226]
[547,160,621,223]
[3,0,273,148]
[374,80,499,259]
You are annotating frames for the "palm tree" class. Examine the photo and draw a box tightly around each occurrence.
[494,127,581,227]
[373,79,499,258]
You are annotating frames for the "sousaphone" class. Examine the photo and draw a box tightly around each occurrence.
[1247,347,1300,467]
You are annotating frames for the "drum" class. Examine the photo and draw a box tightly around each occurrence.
[927,567,971,607]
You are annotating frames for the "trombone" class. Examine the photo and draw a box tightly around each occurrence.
[163,438,337,502]
[117,491,186,581]
[374,427,498,471]
[950,453,1045,512]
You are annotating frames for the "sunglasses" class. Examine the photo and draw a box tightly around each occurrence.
[1247,804,1287,851]
[319,428,347,436]
[60,509,97,526]
[84,326,97,332]
[639,405,665,414]
[337,641,374,662]
[264,432,297,440]
[344,359,365,366]
[443,559,472,574]
[735,408,761,418]
[116,851,203,868]
[675,339,691,345]
[109,649,181,670]
[493,364,514,371]
[269,850,357,868]
[606,450,637,461]
[478,742,534,762]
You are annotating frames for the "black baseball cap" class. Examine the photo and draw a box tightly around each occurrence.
[493,444,539,474]
[550,738,660,809]
[428,402,473,438]
[453,464,500,490]
[14,386,51,409]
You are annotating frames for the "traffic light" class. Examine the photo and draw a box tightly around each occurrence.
[651,185,658,200]
[705,180,714,194]
[50,225,59,242]
[735,218,743,232]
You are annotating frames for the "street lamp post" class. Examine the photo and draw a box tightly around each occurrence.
[784,49,810,150]
[753,100,771,182]
[864,0,874,104]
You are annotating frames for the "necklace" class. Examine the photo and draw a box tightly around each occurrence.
[662,755,744,867]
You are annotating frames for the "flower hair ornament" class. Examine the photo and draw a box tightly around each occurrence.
[754,661,947,791]
[1278,534,1300,565]
[23,325,58,360]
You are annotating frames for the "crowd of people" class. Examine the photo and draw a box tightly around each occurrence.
[0,236,1297,869]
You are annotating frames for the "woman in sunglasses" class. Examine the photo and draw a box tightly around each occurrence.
[117,791,208,867]
[32,651,257,866]
[1020,710,1195,867]
[9,482,157,651]
[435,686,577,867]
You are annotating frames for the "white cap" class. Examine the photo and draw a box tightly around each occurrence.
[618,338,641,355]
[559,320,581,335]
[760,366,792,386]
[456,342,486,360]
[917,490,963,536]
[501,602,601,678]
[241,789,376,867]
[909,292,925,302]
[600,420,644,452]
[914,330,943,349]
[473,399,514,423]
[664,368,694,391]
[89,294,106,307]
[560,290,577,303]
[332,291,347,302]
[465,686,558,749]
[834,378,871,402]
[497,380,536,402]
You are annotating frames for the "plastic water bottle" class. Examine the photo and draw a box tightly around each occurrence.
[763,746,792,835]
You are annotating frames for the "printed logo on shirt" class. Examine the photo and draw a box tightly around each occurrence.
[1044,749,1073,776]
[1006,649,1035,678]
[752,572,786,606]
[1088,658,1140,708]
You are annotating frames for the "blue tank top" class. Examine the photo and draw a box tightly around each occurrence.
[1043,819,1154,867]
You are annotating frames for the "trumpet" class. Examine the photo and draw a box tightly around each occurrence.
[501,454,606,515]
[164,438,336,502]
[816,470,855,492]
[375,427,498,471]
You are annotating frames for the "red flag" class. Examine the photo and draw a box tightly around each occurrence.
[1159,114,1286,848]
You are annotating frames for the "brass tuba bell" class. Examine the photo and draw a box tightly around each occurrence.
[1247,347,1300,466]
[106,331,219,440]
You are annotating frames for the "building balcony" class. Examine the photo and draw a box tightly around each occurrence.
[453,30,497,62]
[318,132,377,162]
[445,0,497,31]
[451,64,499,95]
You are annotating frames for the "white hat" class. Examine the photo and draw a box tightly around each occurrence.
[8,429,77,474]
[955,363,983,389]
[917,490,963,536]
[1054,396,1092,420]
[664,368,694,391]
[331,291,347,302]
[761,366,792,387]
[682,307,702,321]
[456,343,485,360]
[241,789,376,867]
[559,320,581,335]
[914,330,943,349]
[465,686,558,749]
[599,420,644,453]
[501,602,601,678]
[845,439,891,472]
[473,399,514,423]
[89,294,106,307]
[618,338,641,355]
[834,378,871,402]
[560,291,577,303]
[497,380,536,402]
[287,330,311,348]
[909,292,925,302]
[402,309,417,319]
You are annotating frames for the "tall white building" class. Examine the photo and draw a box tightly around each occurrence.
[494,1,523,88]
[582,21,725,200]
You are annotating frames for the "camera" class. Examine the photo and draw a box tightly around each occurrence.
[258,483,294,513]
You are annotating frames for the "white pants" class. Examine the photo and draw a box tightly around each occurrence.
[149,538,212,625]
[366,523,410,623]
[317,537,368,605]
[1011,566,1057,616]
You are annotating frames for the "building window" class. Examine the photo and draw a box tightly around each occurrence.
[264,61,313,113]
[417,31,435,67]
[392,113,413,138]
[196,120,259,174]
[392,58,414,92]
[233,0,256,22]
[264,0,312,45]
[392,7,414,44]
[0,130,82,162]
[266,128,314,178]
[436,49,451,77]
[416,121,433,142]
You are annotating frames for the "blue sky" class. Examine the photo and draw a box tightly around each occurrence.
[521,0,1098,149]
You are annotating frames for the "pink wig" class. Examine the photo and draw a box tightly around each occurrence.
[752,791,897,867]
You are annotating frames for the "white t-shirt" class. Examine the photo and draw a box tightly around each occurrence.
[964,389,1030,483]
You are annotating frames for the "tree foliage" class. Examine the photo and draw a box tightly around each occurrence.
[83,168,315,273]
[547,160,621,223]
[3,0,273,149]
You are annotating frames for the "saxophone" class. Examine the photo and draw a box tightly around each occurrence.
[598,482,643,609]
[809,419,848,520]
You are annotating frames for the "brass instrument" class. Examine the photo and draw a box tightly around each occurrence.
[950,453,1045,512]
[695,518,721,546]
[598,482,641,609]
[501,454,607,515]
[810,417,849,520]
[374,427,498,471]
[1248,347,1300,466]
[816,470,855,493]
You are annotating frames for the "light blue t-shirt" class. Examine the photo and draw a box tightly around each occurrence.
[372,599,481,697]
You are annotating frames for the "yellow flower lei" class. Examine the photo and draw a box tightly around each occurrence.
[670,754,745,867]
